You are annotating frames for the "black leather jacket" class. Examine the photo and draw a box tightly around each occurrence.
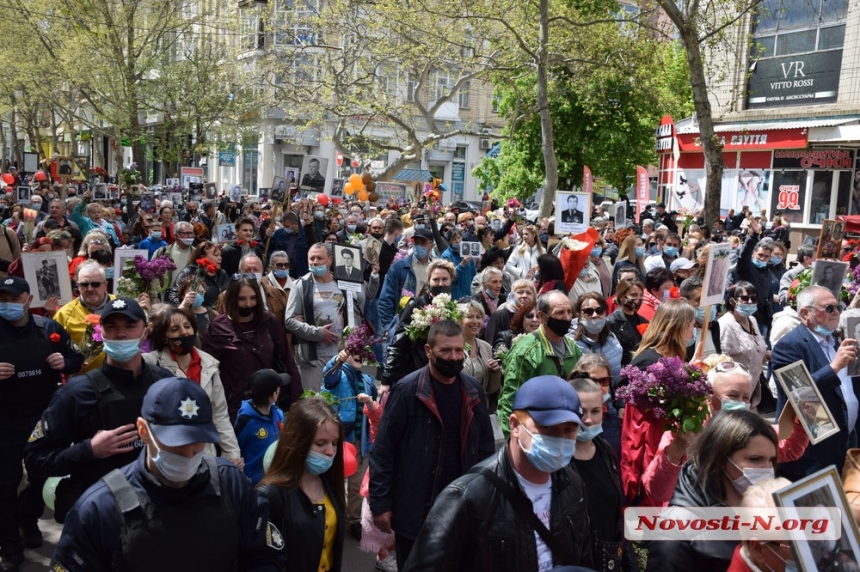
[402,446,593,571]
[380,294,432,387]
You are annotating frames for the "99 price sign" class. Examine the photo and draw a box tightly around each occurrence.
[776,185,801,210]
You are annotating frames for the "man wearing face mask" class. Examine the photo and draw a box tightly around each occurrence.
[736,218,775,341]
[0,277,82,571]
[50,377,286,572]
[370,320,495,570]
[644,231,681,273]
[152,221,195,289]
[267,212,313,279]
[216,254,286,324]
[497,291,583,436]
[336,214,363,245]
[402,375,592,571]
[378,228,436,336]
[25,297,174,526]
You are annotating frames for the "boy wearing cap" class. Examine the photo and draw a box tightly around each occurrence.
[0,276,83,571]
[403,376,593,571]
[25,297,174,525]
[234,369,287,485]
[51,377,286,571]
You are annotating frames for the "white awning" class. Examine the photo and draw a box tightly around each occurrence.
[674,116,860,135]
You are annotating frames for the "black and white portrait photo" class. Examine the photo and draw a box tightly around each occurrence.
[775,360,840,445]
[811,260,848,301]
[92,183,108,201]
[205,183,218,200]
[334,244,362,282]
[364,237,381,265]
[217,224,237,243]
[847,316,860,377]
[285,168,300,189]
[459,242,482,257]
[330,178,345,198]
[21,251,72,308]
[139,192,155,214]
[169,192,183,210]
[271,177,288,203]
[614,201,627,229]
[16,186,30,205]
[229,184,243,203]
[555,191,590,235]
[300,156,328,193]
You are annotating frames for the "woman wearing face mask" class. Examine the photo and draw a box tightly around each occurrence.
[573,293,623,378]
[611,234,646,294]
[440,228,476,300]
[68,230,111,281]
[460,300,502,410]
[257,397,346,572]
[644,410,779,572]
[201,276,301,422]
[142,304,242,467]
[569,376,638,572]
[618,299,696,506]
[168,241,229,313]
[484,279,536,349]
[639,267,674,321]
[607,279,649,366]
[176,275,211,333]
[472,267,503,331]
[719,282,768,412]
[571,353,623,459]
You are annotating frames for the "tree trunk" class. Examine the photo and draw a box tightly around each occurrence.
[680,25,723,228]
[537,0,558,220]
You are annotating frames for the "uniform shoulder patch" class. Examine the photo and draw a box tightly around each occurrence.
[51,562,69,572]
[256,427,268,439]
[28,420,44,443]
[266,521,285,550]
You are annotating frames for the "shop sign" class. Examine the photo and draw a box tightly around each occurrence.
[747,50,843,109]
[773,149,853,170]
[677,128,807,152]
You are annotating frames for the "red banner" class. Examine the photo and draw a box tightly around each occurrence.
[676,128,807,152]
[583,166,592,196]
[636,165,648,220]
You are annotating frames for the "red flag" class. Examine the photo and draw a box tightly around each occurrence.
[636,165,648,220]
[583,166,593,196]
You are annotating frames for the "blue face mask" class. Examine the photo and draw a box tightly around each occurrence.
[284,227,295,235]
[752,258,768,269]
[414,223,426,230]
[106,267,115,280]
[635,246,645,257]
[305,450,334,475]
[309,265,328,277]
[814,324,836,337]
[695,305,717,323]
[579,267,589,279]
[347,225,357,233]
[590,247,603,258]
[0,302,25,321]
[721,399,749,412]
[770,255,782,265]
[518,425,576,473]
[102,337,141,362]
[314,211,324,220]
[663,246,678,258]
[274,269,290,279]
[192,292,205,308]
[413,245,429,259]
[736,303,757,318]
[484,288,497,300]
[576,423,603,443]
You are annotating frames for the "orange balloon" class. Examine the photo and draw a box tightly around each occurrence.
[358,190,369,201]
[349,173,364,191]
[344,183,355,195]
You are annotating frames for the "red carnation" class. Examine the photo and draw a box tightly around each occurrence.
[49,333,61,343]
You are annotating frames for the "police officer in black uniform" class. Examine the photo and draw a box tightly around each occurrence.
[24,297,173,524]
[0,276,83,572]
[50,377,286,571]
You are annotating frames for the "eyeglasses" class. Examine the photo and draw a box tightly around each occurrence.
[713,361,747,374]
[78,281,104,289]
[593,376,612,386]
[737,295,758,303]
[525,312,538,320]
[580,307,606,317]
[273,262,290,269]
[176,231,194,237]
[843,247,854,252]
[89,240,106,246]
[231,273,258,281]
[815,303,844,314]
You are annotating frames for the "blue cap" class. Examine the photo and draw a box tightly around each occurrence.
[0,276,29,296]
[100,297,147,324]
[141,377,220,446]
[512,376,583,427]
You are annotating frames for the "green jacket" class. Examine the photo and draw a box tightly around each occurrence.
[497,329,582,436]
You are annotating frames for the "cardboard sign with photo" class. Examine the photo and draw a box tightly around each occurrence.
[189,183,203,203]
[701,242,733,307]
[271,177,288,204]
[216,224,237,244]
[334,244,363,283]
[364,237,381,264]
[205,182,218,200]
[555,191,590,235]
[229,184,242,203]
[459,242,482,258]
[299,156,328,193]
[284,167,300,189]
[810,259,848,302]
[139,192,156,214]
[92,183,108,201]
[16,186,30,205]
[816,219,846,260]
[22,251,73,308]
[775,360,840,446]
[166,178,180,188]
[169,192,183,209]
[846,316,860,377]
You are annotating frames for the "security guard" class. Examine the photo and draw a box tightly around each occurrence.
[24,297,173,523]
[51,377,286,571]
[0,276,83,572]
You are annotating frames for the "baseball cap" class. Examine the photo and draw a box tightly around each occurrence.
[100,297,148,324]
[512,376,583,427]
[670,258,696,272]
[248,369,290,400]
[656,202,666,208]
[142,377,220,446]
[0,276,29,296]
[413,228,434,241]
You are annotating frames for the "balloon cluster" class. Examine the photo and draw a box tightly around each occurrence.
[423,177,446,203]
[344,172,378,202]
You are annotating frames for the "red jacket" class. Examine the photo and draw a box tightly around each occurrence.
[726,545,754,572]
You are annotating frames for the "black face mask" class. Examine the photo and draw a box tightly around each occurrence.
[167,334,196,356]
[237,306,255,317]
[370,232,384,240]
[622,298,642,311]
[431,355,465,378]
[429,285,451,297]
[545,316,572,337]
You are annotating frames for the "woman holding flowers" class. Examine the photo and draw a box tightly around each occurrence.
[460,300,502,410]
[168,240,229,311]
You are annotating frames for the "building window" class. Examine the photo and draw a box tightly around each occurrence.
[432,69,453,103]
[458,81,471,109]
[273,0,322,46]
[491,93,501,114]
[243,148,259,194]
[752,0,847,58]
[240,7,264,51]
[405,73,418,103]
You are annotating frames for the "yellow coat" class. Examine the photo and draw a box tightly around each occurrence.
[54,295,116,374]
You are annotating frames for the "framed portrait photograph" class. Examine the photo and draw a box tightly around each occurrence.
[108,186,120,200]
[216,224,237,244]
[229,184,243,203]
[364,237,381,265]
[775,360,840,445]
[271,177,288,204]
[846,316,860,377]
[701,242,733,307]
[21,251,72,308]
[139,192,156,214]
[284,167,300,189]
[330,178,345,198]
[811,260,848,301]
[205,183,218,200]
[165,178,180,188]
[459,242,482,258]
[168,192,183,209]
[554,191,589,235]
[113,249,148,292]
[77,182,89,196]
[333,244,363,283]
[188,183,203,203]
[816,219,846,260]
[299,156,328,193]
[614,201,627,229]
[774,467,860,572]
[92,183,108,201]
[16,186,30,205]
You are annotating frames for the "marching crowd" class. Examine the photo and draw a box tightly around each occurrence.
[1,177,859,572]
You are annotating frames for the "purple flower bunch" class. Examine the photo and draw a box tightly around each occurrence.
[344,324,381,366]
[118,255,177,298]
[132,255,176,285]
[616,357,711,433]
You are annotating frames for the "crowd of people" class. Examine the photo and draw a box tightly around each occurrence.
[1,175,860,572]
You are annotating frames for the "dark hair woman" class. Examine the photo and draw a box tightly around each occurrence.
[535,253,567,296]
[257,398,346,572]
[201,276,301,421]
[167,240,230,329]
[606,278,649,366]
[719,281,767,411]
[572,292,623,377]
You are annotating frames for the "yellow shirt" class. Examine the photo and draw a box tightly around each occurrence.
[54,295,115,374]
[318,493,337,572]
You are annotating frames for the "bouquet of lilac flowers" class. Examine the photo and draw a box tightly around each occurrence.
[615,357,711,434]
[343,324,382,366]
[116,255,176,299]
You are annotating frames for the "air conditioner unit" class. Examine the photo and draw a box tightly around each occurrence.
[479,138,491,150]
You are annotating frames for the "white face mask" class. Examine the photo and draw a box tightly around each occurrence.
[147,422,204,484]
[727,458,774,494]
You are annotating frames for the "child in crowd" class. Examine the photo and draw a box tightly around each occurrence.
[358,393,396,571]
[234,369,285,485]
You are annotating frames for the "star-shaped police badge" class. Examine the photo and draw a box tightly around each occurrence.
[111,300,127,309]
[3,278,12,285]
[178,398,200,419]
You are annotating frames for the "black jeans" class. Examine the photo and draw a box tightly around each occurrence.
[395,533,415,571]
[0,414,44,555]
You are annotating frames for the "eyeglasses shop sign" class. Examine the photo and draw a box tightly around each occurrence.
[746,50,843,109]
